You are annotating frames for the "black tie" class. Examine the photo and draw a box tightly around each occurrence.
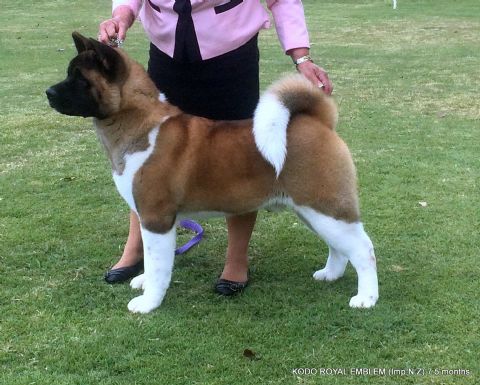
[173,0,202,62]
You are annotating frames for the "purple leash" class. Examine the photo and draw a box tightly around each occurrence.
[175,219,204,255]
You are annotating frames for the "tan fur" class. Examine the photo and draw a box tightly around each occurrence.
[268,74,338,129]
[90,50,359,234]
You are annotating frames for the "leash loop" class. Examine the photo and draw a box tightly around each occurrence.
[175,219,204,255]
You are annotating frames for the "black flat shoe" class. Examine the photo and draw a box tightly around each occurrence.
[104,260,143,284]
[214,278,249,296]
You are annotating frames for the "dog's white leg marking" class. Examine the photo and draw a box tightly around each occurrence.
[130,273,145,290]
[127,226,176,314]
[313,247,348,282]
[295,205,378,308]
[253,93,290,177]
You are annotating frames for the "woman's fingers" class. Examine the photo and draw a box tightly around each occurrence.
[314,65,333,95]
[297,61,334,95]
[98,19,119,43]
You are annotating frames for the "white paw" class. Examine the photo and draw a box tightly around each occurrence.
[349,294,378,309]
[127,294,162,314]
[130,274,145,290]
[313,268,342,282]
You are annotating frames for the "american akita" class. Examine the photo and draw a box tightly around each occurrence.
[46,32,378,313]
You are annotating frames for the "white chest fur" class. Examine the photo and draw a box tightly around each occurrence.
[112,126,160,213]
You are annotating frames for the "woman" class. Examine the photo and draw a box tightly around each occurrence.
[99,0,333,295]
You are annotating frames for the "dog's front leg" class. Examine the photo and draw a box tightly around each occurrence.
[127,226,176,314]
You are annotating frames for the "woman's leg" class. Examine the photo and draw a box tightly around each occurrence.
[220,212,257,282]
[112,211,143,269]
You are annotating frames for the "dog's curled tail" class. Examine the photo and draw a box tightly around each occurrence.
[253,74,337,177]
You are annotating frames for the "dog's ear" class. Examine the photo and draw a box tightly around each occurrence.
[71,31,127,82]
[87,38,128,82]
[72,31,93,53]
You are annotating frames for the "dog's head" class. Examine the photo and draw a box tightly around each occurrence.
[46,32,129,119]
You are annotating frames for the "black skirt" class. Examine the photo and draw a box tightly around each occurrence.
[147,35,259,120]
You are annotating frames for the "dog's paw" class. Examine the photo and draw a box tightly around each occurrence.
[349,294,378,309]
[130,274,145,290]
[127,295,162,314]
[313,268,342,282]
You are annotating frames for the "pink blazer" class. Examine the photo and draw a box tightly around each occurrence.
[112,0,310,60]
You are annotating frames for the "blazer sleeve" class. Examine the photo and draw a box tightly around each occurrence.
[266,0,310,53]
[112,0,143,18]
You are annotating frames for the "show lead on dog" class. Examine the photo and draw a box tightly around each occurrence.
[98,0,333,295]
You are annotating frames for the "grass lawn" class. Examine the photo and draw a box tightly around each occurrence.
[0,0,478,384]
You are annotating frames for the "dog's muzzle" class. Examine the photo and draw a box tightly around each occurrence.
[45,87,58,107]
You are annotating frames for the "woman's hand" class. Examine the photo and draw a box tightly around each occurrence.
[288,48,333,95]
[296,60,333,95]
[98,5,135,45]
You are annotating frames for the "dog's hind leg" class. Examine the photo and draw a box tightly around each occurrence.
[127,226,176,313]
[294,205,378,308]
[313,247,348,282]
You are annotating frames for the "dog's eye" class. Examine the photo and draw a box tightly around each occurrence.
[78,77,89,87]
[75,72,90,88]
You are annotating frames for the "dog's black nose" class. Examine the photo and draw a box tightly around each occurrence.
[46,87,57,99]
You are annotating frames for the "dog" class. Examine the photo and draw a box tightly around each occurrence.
[46,32,378,313]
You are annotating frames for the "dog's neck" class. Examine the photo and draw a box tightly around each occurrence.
[93,59,181,174]
[93,99,178,175]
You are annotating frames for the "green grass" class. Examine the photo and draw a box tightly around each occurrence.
[1,1,479,384]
